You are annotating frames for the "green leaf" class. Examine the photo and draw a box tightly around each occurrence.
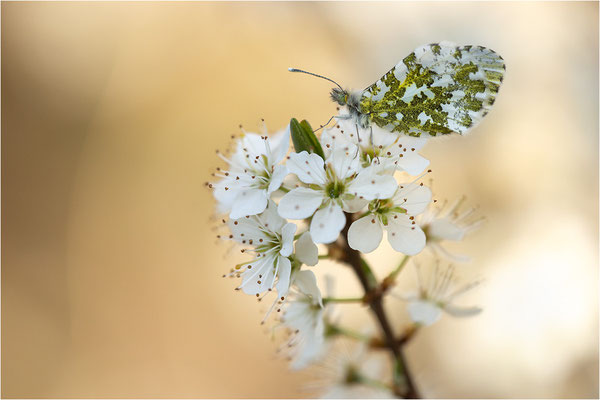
[289,118,325,159]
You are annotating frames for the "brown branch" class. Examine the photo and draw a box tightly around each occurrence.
[330,212,420,399]
[370,324,420,349]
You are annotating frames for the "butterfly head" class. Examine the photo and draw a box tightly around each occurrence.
[330,87,349,106]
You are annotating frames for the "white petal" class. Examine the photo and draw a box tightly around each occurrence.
[386,216,426,255]
[287,305,327,369]
[290,336,326,370]
[271,126,291,163]
[287,151,327,185]
[341,196,368,213]
[349,167,397,200]
[428,218,465,241]
[227,216,270,244]
[428,242,471,263]
[348,215,383,253]
[408,300,442,326]
[275,256,292,297]
[240,133,266,159]
[293,269,322,306]
[278,187,323,219]
[295,232,318,266]
[280,223,297,257]
[310,202,346,244]
[396,152,430,175]
[229,188,268,219]
[394,290,419,302]
[327,146,360,180]
[239,254,275,295]
[370,123,397,147]
[444,304,482,317]
[212,179,239,213]
[268,164,288,194]
[395,184,432,215]
[320,126,355,157]
[260,199,287,232]
[398,135,428,151]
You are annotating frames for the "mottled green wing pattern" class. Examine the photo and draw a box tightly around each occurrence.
[359,42,505,137]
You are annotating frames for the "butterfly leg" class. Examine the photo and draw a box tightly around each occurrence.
[370,125,381,166]
[352,123,361,159]
[314,114,351,133]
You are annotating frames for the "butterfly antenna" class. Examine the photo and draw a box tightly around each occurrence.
[288,68,345,92]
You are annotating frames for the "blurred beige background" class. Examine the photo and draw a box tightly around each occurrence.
[2,2,598,398]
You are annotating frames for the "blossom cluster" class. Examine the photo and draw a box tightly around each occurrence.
[208,116,483,395]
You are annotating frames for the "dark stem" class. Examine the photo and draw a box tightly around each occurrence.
[337,212,420,399]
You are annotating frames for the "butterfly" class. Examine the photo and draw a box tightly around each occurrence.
[290,42,505,138]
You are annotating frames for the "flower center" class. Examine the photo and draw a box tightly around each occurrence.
[360,147,381,167]
[367,199,408,225]
[325,181,345,199]
[254,232,281,253]
[344,365,361,384]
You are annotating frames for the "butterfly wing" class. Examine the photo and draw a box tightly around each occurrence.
[359,42,505,137]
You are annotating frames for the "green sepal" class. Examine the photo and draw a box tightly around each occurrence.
[289,118,325,159]
[359,257,378,290]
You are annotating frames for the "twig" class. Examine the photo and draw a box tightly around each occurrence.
[330,212,420,399]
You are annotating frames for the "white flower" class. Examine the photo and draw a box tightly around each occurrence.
[400,264,482,326]
[280,270,328,370]
[321,115,429,175]
[226,201,295,297]
[348,182,432,254]
[278,149,397,244]
[420,196,484,262]
[310,340,393,399]
[224,200,319,323]
[212,127,289,219]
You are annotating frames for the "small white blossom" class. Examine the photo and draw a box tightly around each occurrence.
[420,196,484,262]
[226,201,296,297]
[280,270,327,370]
[212,127,289,219]
[311,341,393,399]
[348,182,432,254]
[399,263,482,326]
[278,148,397,244]
[322,115,430,175]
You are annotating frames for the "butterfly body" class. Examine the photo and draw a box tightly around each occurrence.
[330,42,505,137]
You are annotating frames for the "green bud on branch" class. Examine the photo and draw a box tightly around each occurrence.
[289,118,325,159]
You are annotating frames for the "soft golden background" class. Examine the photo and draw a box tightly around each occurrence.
[2,2,598,398]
